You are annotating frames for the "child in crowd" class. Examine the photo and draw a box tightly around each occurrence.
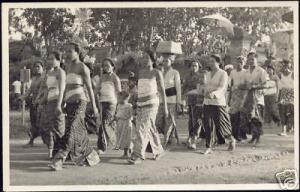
[115,91,133,158]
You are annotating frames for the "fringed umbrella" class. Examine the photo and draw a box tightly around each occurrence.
[200,14,234,36]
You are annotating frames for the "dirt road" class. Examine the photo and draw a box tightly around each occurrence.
[9,132,295,186]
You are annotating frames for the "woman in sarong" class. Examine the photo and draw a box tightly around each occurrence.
[155,53,181,147]
[95,58,121,153]
[264,64,280,125]
[228,56,248,142]
[49,42,100,171]
[128,50,168,164]
[277,60,294,136]
[182,60,206,149]
[20,60,44,147]
[38,51,66,159]
[202,54,236,155]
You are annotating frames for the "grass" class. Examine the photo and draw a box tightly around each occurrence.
[9,110,31,139]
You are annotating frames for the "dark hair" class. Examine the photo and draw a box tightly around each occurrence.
[210,54,221,63]
[188,60,202,69]
[33,60,44,68]
[266,65,275,71]
[247,52,258,58]
[48,51,63,68]
[119,90,130,100]
[103,58,115,67]
[145,49,157,68]
[69,42,85,62]
[282,59,290,65]
[49,51,62,61]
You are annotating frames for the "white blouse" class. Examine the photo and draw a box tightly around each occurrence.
[203,69,228,106]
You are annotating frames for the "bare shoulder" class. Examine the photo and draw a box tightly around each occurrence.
[153,68,162,77]
[112,72,120,81]
[79,62,90,75]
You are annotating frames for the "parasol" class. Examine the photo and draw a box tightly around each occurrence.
[282,11,293,23]
[200,14,234,36]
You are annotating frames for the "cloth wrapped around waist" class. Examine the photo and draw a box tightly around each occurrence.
[65,86,86,101]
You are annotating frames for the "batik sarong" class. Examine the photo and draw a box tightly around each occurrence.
[240,90,264,138]
[203,105,232,148]
[39,100,65,152]
[53,100,100,166]
[132,105,164,159]
[85,102,98,134]
[188,105,205,139]
[229,89,248,141]
[155,103,179,144]
[97,102,117,151]
[27,97,40,139]
[264,94,280,124]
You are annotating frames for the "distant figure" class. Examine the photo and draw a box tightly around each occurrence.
[277,60,294,136]
[19,60,44,147]
[11,79,22,110]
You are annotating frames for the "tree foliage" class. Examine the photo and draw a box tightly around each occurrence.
[10,7,290,56]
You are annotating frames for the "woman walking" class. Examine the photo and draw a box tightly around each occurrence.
[228,56,248,142]
[128,50,168,164]
[264,65,281,125]
[182,60,206,149]
[20,60,44,147]
[39,51,66,159]
[95,58,121,153]
[156,52,181,147]
[278,60,294,136]
[202,54,236,155]
[49,42,100,170]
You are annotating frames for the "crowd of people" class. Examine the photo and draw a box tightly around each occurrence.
[17,39,294,171]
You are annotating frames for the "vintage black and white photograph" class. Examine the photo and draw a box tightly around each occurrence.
[2,1,299,191]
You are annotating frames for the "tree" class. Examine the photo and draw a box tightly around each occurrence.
[20,8,75,52]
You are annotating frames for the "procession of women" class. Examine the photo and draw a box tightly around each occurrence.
[16,36,294,171]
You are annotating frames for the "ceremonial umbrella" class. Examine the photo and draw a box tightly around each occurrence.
[282,11,293,23]
[200,14,234,36]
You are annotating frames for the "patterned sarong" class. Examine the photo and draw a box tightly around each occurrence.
[28,98,40,139]
[240,90,264,137]
[39,100,65,150]
[97,102,117,151]
[132,105,164,159]
[53,100,100,166]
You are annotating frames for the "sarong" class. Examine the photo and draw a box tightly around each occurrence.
[279,103,294,130]
[132,105,164,159]
[28,98,40,139]
[85,102,98,134]
[264,94,280,124]
[39,100,65,151]
[97,102,117,151]
[230,112,247,141]
[240,90,264,137]
[188,105,205,139]
[155,103,179,144]
[53,100,100,166]
[203,105,232,148]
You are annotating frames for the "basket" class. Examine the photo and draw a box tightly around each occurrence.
[156,41,182,54]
